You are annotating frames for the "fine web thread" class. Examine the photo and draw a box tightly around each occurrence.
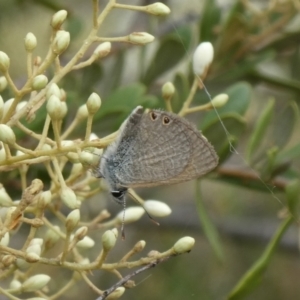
[171,20,285,207]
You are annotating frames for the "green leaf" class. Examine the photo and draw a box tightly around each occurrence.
[286,180,300,217]
[271,101,298,149]
[142,26,192,85]
[199,0,221,42]
[246,98,275,162]
[276,142,300,165]
[202,113,246,163]
[201,81,252,129]
[196,181,223,262]
[227,216,293,300]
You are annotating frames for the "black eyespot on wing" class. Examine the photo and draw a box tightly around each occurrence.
[150,112,158,121]
[163,116,170,125]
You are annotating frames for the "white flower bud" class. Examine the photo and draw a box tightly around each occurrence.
[116,207,145,224]
[145,3,171,16]
[32,75,48,90]
[47,83,61,99]
[60,101,68,119]
[74,226,88,240]
[211,93,229,108]
[0,145,5,162]
[89,133,99,141]
[65,209,80,232]
[60,187,79,209]
[2,98,14,119]
[128,32,154,45]
[10,279,22,290]
[76,235,95,248]
[193,42,214,77]
[111,228,118,239]
[51,10,68,29]
[52,30,70,55]
[25,252,40,263]
[22,274,51,292]
[172,236,195,254]
[0,124,16,145]
[93,42,111,58]
[0,232,10,246]
[144,200,171,217]
[79,150,100,167]
[133,240,146,252]
[102,230,117,251]
[16,258,30,269]
[46,95,64,120]
[16,101,27,112]
[0,51,10,72]
[76,104,89,121]
[66,152,79,163]
[25,32,37,52]
[29,238,43,247]
[0,184,13,206]
[86,92,101,114]
[39,190,52,207]
[26,244,41,256]
[162,82,175,99]
[2,255,16,267]
[45,226,61,248]
[0,76,7,92]
[106,287,125,299]
[70,163,84,175]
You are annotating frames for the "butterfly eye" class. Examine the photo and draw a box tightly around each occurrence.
[150,112,158,121]
[111,190,124,199]
[163,116,170,125]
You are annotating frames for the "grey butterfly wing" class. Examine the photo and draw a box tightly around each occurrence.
[116,109,218,188]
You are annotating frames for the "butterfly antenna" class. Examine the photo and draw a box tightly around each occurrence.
[128,190,160,226]
[121,197,126,240]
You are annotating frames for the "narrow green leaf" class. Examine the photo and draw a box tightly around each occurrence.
[228,216,293,300]
[285,180,300,217]
[199,0,221,42]
[172,73,190,113]
[195,181,224,262]
[246,98,275,162]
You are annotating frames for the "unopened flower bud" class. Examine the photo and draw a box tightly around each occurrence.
[60,101,68,118]
[162,82,175,99]
[22,274,51,292]
[51,10,68,30]
[26,244,41,256]
[2,98,14,120]
[32,75,48,90]
[39,190,52,207]
[102,230,117,251]
[52,30,70,55]
[86,93,101,114]
[116,207,145,224]
[25,252,40,263]
[145,3,171,16]
[144,200,171,217]
[128,32,154,45]
[10,279,22,290]
[44,226,61,248]
[172,236,195,254]
[133,240,146,252]
[76,104,89,121]
[47,83,61,99]
[93,42,111,58]
[25,32,37,52]
[211,93,229,108]
[60,187,79,209]
[0,76,7,92]
[193,42,214,77]
[47,95,64,120]
[29,238,43,247]
[0,124,16,145]
[79,150,100,167]
[16,101,27,112]
[74,226,88,240]
[65,209,80,232]
[0,232,9,246]
[2,254,16,267]
[16,258,30,269]
[106,287,125,299]
[76,236,95,248]
[0,51,10,72]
